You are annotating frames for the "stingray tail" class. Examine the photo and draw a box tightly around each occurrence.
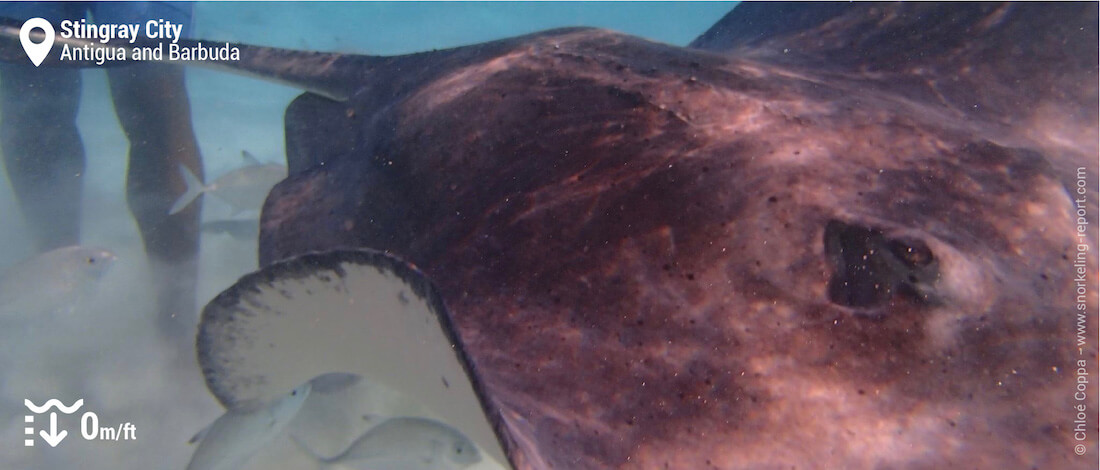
[169,164,207,215]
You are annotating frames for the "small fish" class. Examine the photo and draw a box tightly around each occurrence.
[309,416,482,470]
[201,219,261,240]
[187,382,312,470]
[0,246,117,316]
[170,150,287,215]
[287,373,391,461]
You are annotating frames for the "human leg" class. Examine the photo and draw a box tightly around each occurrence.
[106,63,203,341]
[0,65,84,251]
[0,2,87,251]
[97,1,204,341]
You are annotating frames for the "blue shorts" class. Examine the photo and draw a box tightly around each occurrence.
[0,1,194,36]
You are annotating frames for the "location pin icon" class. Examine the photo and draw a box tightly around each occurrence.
[20,18,55,67]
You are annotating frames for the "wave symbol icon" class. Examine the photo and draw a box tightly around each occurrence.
[24,399,83,414]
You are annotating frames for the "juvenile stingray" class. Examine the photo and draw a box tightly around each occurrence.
[5,3,1095,469]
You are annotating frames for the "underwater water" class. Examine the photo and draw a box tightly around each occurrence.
[1,2,1097,470]
[0,3,736,470]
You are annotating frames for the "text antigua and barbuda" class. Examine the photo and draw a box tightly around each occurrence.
[59,42,240,66]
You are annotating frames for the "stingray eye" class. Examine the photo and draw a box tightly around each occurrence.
[87,257,96,265]
[887,238,933,267]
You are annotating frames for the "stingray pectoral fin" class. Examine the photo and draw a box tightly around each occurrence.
[196,249,510,468]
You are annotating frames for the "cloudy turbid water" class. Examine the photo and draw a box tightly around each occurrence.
[0,3,735,469]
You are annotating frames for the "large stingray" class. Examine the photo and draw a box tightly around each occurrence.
[3,3,1097,469]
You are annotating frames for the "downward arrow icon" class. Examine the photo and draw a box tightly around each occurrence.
[39,412,67,447]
